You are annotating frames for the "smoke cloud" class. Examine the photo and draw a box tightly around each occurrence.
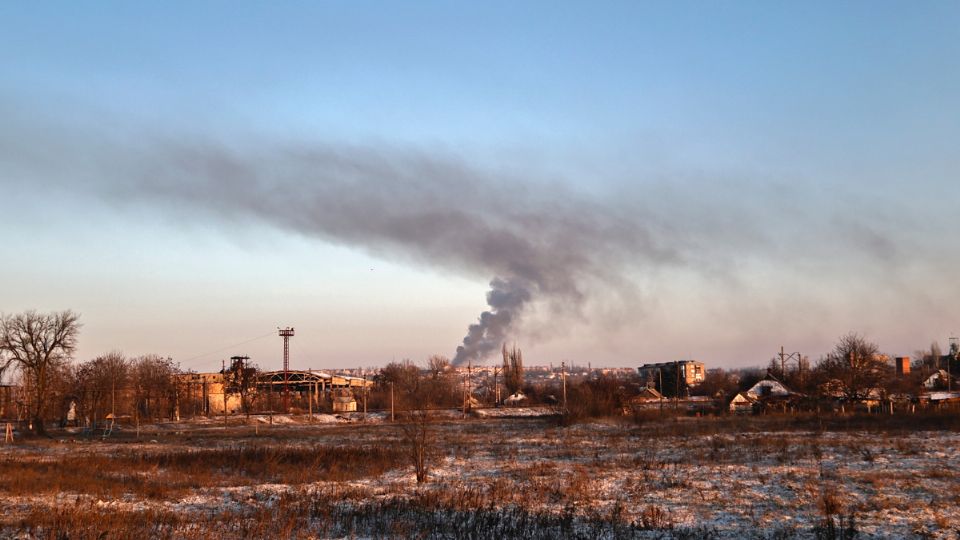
[3,109,954,365]
[453,277,532,364]
[115,141,684,365]
[0,120,685,364]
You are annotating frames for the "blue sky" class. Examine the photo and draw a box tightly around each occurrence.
[2,2,959,371]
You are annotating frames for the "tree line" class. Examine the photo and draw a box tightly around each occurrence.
[1,310,181,434]
[4,310,957,435]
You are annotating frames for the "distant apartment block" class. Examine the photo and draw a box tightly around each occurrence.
[895,356,910,377]
[637,360,706,387]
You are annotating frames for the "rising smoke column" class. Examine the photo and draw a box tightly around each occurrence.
[452,276,533,365]
[7,112,816,367]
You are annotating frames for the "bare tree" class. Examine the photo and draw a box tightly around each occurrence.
[73,352,129,427]
[224,355,258,418]
[388,361,438,484]
[131,355,180,422]
[502,343,524,395]
[399,407,433,483]
[425,355,459,407]
[0,310,81,434]
[427,355,450,376]
[0,349,12,384]
[817,332,888,403]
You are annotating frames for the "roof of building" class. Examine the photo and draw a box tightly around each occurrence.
[745,378,793,398]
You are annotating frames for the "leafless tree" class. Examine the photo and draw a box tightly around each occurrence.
[0,310,81,434]
[693,368,739,399]
[224,356,258,418]
[0,349,12,384]
[73,351,129,426]
[425,355,459,406]
[502,343,524,395]
[427,355,450,376]
[817,332,889,403]
[131,355,180,421]
[389,362,439,484]
[398,408,433,483]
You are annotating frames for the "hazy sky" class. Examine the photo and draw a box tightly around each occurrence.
[2,2,959,372]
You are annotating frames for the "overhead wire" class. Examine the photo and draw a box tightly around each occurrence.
[180,330,277,370]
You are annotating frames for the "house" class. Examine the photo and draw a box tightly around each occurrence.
[729,375,802,413]
[625,387,666,412]
[745,378,792,398]
[728,392,758,414]
[331,388,357,413]
[922,369,954,390]
[919,391,960,407]
[632,386,664,402]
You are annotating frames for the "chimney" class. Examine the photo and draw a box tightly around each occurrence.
[895,356,911,377]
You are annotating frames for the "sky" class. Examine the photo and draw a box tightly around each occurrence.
[1,1,959,372]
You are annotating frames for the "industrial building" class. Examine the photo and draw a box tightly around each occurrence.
[637,360,706,389]
[178,369,373,415]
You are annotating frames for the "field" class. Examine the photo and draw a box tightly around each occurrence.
[2,412,960,539]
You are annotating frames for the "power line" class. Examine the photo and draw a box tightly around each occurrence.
[181,331,277,366]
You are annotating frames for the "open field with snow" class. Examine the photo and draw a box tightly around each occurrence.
[2,413,960,539]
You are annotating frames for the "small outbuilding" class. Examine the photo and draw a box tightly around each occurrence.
[331,389,357,413]
[728,392,758,414]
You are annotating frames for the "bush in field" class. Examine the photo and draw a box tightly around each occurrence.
[560,374,634,423]
[379,358,444,483]
[638,504,673,530]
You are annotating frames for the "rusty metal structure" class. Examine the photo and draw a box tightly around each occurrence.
[278,327,294,409]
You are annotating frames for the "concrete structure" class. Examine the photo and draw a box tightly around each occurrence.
[180,372,241,415]
[895,356,911,377]
[178,369,373,415]
[638,360,706,388]
[331,388,357,412]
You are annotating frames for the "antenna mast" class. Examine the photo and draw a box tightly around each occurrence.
[278,327,295,410]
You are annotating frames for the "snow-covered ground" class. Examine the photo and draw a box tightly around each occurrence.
[2,416,959,538]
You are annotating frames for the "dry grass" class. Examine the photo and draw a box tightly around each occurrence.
[3,413,960,538]
[0,443,404,500]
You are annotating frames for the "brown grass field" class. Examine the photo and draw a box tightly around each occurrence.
[2,412,960,539]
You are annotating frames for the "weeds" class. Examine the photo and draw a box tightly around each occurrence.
[2,415,960,538]
[0,443,404,499]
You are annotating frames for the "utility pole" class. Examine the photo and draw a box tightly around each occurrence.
[949,337,958,392]
[493,366,501,407]
[111,372,116,420]
[390,381,395,422]
[797,352,804,385]
[778,346,802,382]
[675,360,679,410]
[561,361,567,412]
[462,362,468,418]
[222,359,227,429]
[658,368,663,414]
